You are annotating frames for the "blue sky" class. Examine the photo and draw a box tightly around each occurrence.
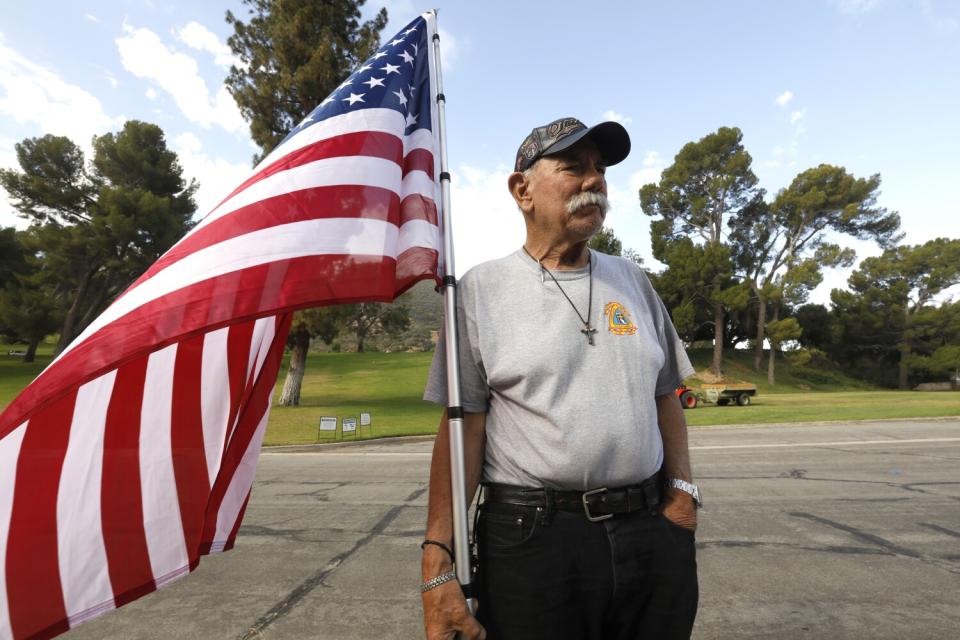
[1,0,958,303]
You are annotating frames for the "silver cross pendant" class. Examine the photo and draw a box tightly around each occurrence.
[581,325,597,346]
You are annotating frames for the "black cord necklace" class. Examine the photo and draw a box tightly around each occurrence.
[524,246,597,346]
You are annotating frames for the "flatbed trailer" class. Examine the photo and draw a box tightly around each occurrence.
[676,383,758,408]
[700,383,757,406]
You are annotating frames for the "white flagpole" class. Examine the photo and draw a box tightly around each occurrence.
[428,10,477,614]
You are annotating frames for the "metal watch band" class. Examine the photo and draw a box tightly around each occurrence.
[666,478,703,508]
[420,570,458,593]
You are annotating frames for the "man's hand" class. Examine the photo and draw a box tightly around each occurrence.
[661,486,697,532]
[421,578,485,640]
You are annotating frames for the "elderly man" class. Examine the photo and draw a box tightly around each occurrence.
[420,117,700,640]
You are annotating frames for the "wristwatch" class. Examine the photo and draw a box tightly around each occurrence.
[666,478,702,508]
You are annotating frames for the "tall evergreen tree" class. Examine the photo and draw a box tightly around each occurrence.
[225,0,388,158]
[0,227,59,362]
[729,164,901,383]
[640,127,759,375]
[830,238,960,388]
[588,226,623,256]
[0,122,197,352]
[342,303,410,353]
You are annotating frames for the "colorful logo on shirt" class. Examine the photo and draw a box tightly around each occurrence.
[604,301,638,336]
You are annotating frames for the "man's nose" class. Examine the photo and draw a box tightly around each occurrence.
[582,167,606,192]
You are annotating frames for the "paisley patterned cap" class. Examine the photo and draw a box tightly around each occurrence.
[514,117,631,172]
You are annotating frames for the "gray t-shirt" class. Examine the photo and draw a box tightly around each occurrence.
[424,249,695,490]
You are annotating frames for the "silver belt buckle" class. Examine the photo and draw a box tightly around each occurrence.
[582,487,613,522]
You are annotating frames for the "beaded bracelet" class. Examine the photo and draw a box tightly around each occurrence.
[420,539,455,563]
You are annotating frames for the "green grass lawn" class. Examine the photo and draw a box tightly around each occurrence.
[266,351,439,446]
[2,346,958,444]
[0,345,55,410]
[681,391,960,426]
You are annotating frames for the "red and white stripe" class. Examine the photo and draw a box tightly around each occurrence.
[0,15,441,637]
[0,316,291,638]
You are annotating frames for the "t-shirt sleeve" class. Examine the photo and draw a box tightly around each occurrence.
[650,283,696,397]
[423,276,490,413]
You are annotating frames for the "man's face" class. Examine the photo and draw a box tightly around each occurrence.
[521,140,609,241]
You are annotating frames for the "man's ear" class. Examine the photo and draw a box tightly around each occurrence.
[508,171,533,214]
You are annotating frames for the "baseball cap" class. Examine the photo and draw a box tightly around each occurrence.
[514,117,631,172]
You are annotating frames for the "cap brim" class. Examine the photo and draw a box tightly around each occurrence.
[541,121,631,167]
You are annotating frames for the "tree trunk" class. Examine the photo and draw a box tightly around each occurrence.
[767,344,776,386]
[767,305,779,386]
[75,282,110,337]
[898,304,912,390]
[56,268,94,354]
[24,337,40,363]
[753,291,767,372]
[278,328,310,406]
[711,298,724,377]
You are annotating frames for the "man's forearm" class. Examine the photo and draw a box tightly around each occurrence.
[422,410,486,578]
[656,392,698,530]
[656,393,692,482]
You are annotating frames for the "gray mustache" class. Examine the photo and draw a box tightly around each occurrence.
[566,191,609,215]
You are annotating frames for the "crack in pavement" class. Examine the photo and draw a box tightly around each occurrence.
[704,473,960,502]
[404,485,429,502]
[238,505,405,640]
[789,512,960,575]
[236,482,428,639]
[697,539,890,556]
[918,522,960,539]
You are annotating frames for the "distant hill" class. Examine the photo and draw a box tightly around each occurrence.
[378,280,444,352]
[397,279,444,329]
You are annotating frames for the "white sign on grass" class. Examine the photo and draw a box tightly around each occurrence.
[360,412,371,426]
[319,416,337,431]
[342,418,357,433]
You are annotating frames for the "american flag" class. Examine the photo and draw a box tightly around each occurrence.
[0,12,441,639]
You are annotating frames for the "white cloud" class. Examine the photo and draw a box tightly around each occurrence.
[834,0,883,14]
[606,163,663,267]
[775,90,794,107]
[921,0,959,34]
[84,13,100,24]
[630,151,665,189]
[145,87,157,100]
[600,110,632,125]
[789,109,806,124]
[175,21,243,69]
[173,132,251,219]
[0,134,24,228]
[116,23,246,134]
[105,72,118,88]
[437,27,459,71]
[0,36,119,156]
[447,164,524,275]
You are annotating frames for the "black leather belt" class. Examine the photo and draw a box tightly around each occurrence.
[483,474,662,523]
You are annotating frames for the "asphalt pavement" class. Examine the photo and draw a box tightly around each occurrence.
[65,418,960,640]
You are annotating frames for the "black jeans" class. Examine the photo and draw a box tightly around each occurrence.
[475,499,698,640]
